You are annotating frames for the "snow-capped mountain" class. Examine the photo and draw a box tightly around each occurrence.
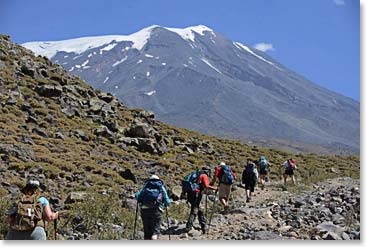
[22,25,360,153]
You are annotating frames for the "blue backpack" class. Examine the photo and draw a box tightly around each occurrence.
[182,170,202,193]
[258,156,268,172]
[138,179,163,208]
[220,165,235,185]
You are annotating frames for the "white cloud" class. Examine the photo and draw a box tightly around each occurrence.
[254,43,275,52]
[333,0,345,6]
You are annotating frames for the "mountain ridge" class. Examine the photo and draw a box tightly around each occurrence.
[21,26,360,154]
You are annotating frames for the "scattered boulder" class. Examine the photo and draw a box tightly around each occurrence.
[0,143,34,162]
[35,85,62,97]
[119,169,137,184]
[32,127,48,138]
[65,192,87,204]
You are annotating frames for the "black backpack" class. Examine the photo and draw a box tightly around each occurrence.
[242,163,258,184]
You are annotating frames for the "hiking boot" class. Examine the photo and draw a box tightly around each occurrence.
[246,197,251,203]
[201,224,208,234]
[261,184,265,190]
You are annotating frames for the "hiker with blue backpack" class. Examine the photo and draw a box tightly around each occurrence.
[182,167,217,234]
[256,156,271,190]
[210,162,236,212]
[135,175,170,240]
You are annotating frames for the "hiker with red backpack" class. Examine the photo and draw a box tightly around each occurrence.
[182,167,217,234]
[5,177,59,240]
[282,159,297,185]
[210,162,236,212]
[135,175,170,240]
[242,160,259,203]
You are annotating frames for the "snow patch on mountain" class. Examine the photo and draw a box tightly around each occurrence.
[164,25,213,43]
[100,43,117,54]
[144,90,156,96]
[201,58,222,74]
[233,42,274,66]
[112,56,128,67]
[22,25,215,58]
[22,25,158,58]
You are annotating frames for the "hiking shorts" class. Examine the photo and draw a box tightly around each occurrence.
[245,182,255,192]
[218,183,231,200]
[260,169,268,175]
[285,169,295,176]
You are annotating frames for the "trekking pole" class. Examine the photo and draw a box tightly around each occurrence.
[54,218,58,240]
[132,202,139,240]
[207,190,218,235]
[165,207,171,240]
[205,191,208,219]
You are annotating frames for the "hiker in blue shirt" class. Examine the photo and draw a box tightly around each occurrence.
[135,175,170,240]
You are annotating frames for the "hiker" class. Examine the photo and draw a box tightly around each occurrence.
[135,175,170,240]
[5,177,59,240]
[282,158,297,185]
[210,162,236,212]
[184,167,217,234]
[256,156,270,190]
[242,160,259,203]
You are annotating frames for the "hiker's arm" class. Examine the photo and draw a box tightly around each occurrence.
[43,205,58,222]
[161,186,170,207]
[203,176,217,191]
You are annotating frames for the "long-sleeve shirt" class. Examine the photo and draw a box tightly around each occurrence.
[135,180,170,211]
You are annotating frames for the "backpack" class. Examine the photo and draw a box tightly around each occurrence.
[182,170,202,194]
[258,156,268,172]
[242,163,258,184]
[287,160,296,170]
[219,165,235,185]
[138,179,164,208]
[10,194,44,231]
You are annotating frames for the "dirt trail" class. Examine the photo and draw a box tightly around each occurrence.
[160,180,293,240]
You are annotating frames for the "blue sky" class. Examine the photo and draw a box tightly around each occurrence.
[0,0,360,101]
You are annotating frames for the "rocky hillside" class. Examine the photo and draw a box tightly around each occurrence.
[0,34,360,240]
[22,25,360,154]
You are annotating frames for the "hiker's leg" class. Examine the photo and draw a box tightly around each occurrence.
[283,174,287,184]
[141,209,153,240]
[218,184,227,206]
[5,229,31,240]
[198,208,207,233]
[30,226,46,240]
[151,209,162,240]
[186,193,199,231]
[292,175,296,185]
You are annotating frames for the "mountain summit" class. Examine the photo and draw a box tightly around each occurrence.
[22,25,360,154]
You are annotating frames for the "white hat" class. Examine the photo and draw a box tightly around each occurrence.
[150,175,160,180]
[219,162,226,166]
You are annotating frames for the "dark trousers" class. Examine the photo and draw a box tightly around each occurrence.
[186,192,206,230]
[140,207,162,240]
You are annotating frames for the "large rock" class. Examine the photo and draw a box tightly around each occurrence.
[35,85,62,97]
[254,231,283,240]
[0,144,34,162]
[125,122,153,138]
[119,169,137,184]
[65,192,87,204]
[316,221,346,237]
